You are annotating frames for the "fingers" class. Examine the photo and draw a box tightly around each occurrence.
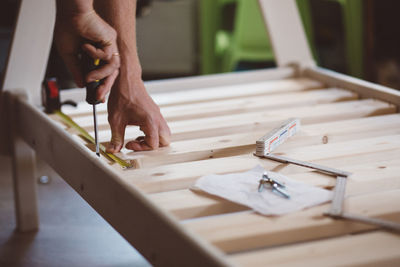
[126,122,159,151]
[82,43,109,59]
[106,118,126,153]
[144,123,160,150]
[158,117,171,147]
[125,137,152,151]
[125,119,171,151]
[97,69,119,102]
[82,43,120,83]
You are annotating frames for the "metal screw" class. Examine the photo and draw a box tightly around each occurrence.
[258,172,290,198]
[38,175,50,185]
[271,183,291,199]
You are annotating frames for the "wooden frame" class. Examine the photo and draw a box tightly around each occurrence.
[2,0,400,266]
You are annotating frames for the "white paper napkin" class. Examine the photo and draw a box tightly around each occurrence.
[192,165,333,215]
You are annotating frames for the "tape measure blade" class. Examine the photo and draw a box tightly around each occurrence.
[55,111,132,169]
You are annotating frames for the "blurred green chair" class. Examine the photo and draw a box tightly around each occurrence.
[216,0,274,73]
[199,0,315,74]
[199,0,363,77]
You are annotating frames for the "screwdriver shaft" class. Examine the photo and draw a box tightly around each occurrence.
[93,105,100,157]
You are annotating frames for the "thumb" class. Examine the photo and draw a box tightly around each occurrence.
[106,121,126,153]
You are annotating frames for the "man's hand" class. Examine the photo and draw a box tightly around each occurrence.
[94,0,171,152]
[106,70,171,152]
[54,5,120,102]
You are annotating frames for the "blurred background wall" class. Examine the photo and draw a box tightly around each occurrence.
[1,0,400,90]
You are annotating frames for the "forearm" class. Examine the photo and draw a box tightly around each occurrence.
[57,0,94,16]
[95,0,142,80]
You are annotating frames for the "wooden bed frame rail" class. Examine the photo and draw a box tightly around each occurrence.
[5,90,233,267]
[2,0,400,266]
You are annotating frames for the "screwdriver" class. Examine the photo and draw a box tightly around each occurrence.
[82,46,103,157]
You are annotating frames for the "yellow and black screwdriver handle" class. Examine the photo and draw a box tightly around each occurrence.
[81,44,104,105]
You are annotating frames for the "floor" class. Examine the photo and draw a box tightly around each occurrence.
[0,155,151,267]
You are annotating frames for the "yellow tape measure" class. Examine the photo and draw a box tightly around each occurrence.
[55,111,133,169]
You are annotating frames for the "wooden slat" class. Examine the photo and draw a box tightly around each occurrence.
[184,189,400,253]
[90,99,395,143]
[62,77,323,118]
[229,231,400,267]
[305,67,400,108]
[259,0,315,68]
[144,67,296,94]
[125,134,400,193]
[149,158,400,220]
[119,114,400,168]
[158,88,356,121]
[68,88,355,121]
[57,67,298,110]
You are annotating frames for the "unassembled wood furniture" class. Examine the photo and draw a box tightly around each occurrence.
[2,0,400,266]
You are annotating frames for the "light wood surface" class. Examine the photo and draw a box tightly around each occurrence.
[259,0,315,68]
[6,0,400,265]
[8,92,39,232]
[10,72,400,266]
[230,231,400,266]
[39,74,400,266]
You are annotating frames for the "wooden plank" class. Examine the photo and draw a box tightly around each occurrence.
[304,67,400,108]
[68,66,297,98]
[54,114,400,170]
[149,158,400,220]
[1,0,54,105]
[229,232,400,267]
[63,77,324,118]
[56,67,297,104]
[91,99,395,142]
[144,67,296,94]
[8,92,232,267]
[7,91,39,232]
[149,190,249,221]
[157,88,357,121]
[10,135,39,232]
[258,0,315,68]
[68,87,355,120]
[126,135,400,193]
[184,189,400,253]
[0,0,55,155]
[118,114,400,168]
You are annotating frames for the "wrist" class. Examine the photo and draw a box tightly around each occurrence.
[56,0,94,17]
[113,63,146,98]
[119,53,143,80]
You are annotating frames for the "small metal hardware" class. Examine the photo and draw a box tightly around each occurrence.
[258,172,290,198]
[38,175,50,184]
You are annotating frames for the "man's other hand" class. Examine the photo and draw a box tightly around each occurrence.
[54,9,120,102]
[106,73,171,152]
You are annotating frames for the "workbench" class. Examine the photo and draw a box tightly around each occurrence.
[2,1,400,266]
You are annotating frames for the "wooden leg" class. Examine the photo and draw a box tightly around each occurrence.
[11,135,39,232]
[7,91,39,232]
